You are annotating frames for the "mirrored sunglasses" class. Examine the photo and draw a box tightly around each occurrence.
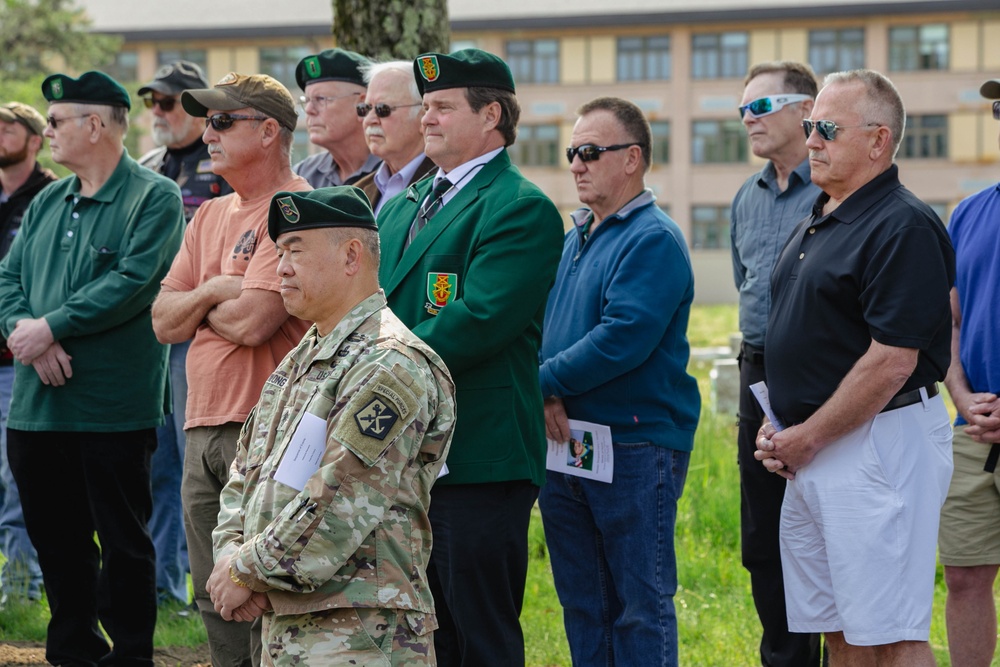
[738,94,812,119]
[801,119,879,141]
[143,97,178,112]
[355,102,421,118]
[565,143,639,165]
[205,113,268,131]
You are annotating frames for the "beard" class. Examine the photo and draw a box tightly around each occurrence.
[0,138,30,169]
[151,115,197,148]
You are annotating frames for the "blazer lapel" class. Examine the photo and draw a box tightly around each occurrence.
[384,152,509,293]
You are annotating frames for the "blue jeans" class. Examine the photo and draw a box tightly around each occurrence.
[539,443,690,667]
[150,340,190,604]
[0,364,43,600]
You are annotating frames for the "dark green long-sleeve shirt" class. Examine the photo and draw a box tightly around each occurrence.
[0,150,185,432]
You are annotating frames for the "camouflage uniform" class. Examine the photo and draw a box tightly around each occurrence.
[214,291,455,667]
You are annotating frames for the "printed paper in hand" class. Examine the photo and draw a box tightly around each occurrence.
[749,381,784,431]
[546,419,614,483]
[274,412,327,491]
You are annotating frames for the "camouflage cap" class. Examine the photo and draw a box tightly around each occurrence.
[41,71,131,110]
[981,79,1000,100]
[0,102,46,136]
[138,60,210,97]
[269,186,377,242]
[181,72,298,132]
[295,48,371,91]
[413,48,516,96]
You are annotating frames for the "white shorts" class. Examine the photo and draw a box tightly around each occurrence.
[779,392,953,646]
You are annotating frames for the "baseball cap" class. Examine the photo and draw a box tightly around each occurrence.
[0,102,46,136]
[181,72,298,132]
[138,60,210,97]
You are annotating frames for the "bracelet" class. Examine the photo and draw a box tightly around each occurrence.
[229,566,249,588]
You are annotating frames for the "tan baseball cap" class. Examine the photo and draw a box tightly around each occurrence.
[0,102,46,136]
[181,72,298,132]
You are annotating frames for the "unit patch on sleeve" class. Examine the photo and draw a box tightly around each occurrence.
[333,365,420,466]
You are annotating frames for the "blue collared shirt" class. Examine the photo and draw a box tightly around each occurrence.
[372,152,428,216]
[730,158,820,348]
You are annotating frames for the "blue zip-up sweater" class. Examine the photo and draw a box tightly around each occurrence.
[539,190,700,451]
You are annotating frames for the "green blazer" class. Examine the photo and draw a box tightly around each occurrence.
[378,150,564,486]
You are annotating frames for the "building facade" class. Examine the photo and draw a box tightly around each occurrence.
[80,0,999,302]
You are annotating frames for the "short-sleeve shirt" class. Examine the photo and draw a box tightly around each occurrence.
[160,175,312,428]
[765,164,954,425]
[293,151,380,189]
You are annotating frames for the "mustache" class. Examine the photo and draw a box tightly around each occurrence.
[365,127,385,139]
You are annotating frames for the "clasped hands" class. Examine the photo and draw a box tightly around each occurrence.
[8,318,73,386]
[206,556,271,622]
[754,420,820,481]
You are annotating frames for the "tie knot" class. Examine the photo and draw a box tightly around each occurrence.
[430,178,451,200]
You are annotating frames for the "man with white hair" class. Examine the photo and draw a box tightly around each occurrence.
[353,61,435,215]
[0,70,185,666]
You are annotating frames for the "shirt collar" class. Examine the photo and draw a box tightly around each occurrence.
[570,188,656,229]
[813,163,901,225]
[432,146,503,199]
[65,149,131,203]
[373,152,426,194]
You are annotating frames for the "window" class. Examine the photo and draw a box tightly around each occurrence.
[509,124,560,167]
[900,115,947,158]
[650,121,670,165]
[691,120,747,164]
[104,51,138,83]
[506,39,559,84]
[691,32,747,79]
[157,48,208,72]
[691,206,731,250]
[617,36,671,81]
[450,39,478,53]
[260,46,312,91]
[808,28,865,74]
[889,24,948,71]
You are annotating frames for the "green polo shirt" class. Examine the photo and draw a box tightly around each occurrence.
[0,150,185,432]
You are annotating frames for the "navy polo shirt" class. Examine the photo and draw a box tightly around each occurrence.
[765,164,954,426]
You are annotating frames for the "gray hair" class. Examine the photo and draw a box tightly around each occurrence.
[362,60,422,118]
[823,69,905,157]
[73,102,129,137]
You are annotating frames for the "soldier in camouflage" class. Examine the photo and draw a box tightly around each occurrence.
[207,186,456,667]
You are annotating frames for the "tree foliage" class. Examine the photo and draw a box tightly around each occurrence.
[0,0,121,82]
[332,0,450,61]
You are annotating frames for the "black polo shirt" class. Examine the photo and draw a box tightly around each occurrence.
[765,164,954,425]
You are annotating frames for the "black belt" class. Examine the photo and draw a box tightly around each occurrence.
[740,342,765,366]
[880,384,939,413]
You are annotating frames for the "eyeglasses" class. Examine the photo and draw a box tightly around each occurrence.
[565,143,640,165]
[143,97,178,112]
[738,94,812,119]
[46,113,102,130]
[204,113,268,131]
[802,119,880,141]
[298,92,361,111]
[994,100,1000,121]
[356,102,421,118]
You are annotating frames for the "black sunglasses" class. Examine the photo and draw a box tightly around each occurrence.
[205,113,269,131]
[356,102,421,118]
[143,97,177,112]
[802,119,879,141]
[565,143,639,165]
[46,113,103,130]
[994,100,1000,121]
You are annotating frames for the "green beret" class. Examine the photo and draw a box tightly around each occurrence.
[269,187,377,242]
[414,49,516,96]
[295,48,371,91]
[42,71,131,110]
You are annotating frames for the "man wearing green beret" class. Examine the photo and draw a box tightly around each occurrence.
[377,48,564,667]
[0,70,185,666]
[294,48,381,189]
[205,187,456,666]
[0,100,54,607]
[152,71,311,667]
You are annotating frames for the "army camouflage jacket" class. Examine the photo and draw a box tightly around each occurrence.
[213,290,456,617]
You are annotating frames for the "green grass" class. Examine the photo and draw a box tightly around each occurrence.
[2,303,998,665]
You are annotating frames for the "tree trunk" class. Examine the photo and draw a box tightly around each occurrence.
[332,0,450,61]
